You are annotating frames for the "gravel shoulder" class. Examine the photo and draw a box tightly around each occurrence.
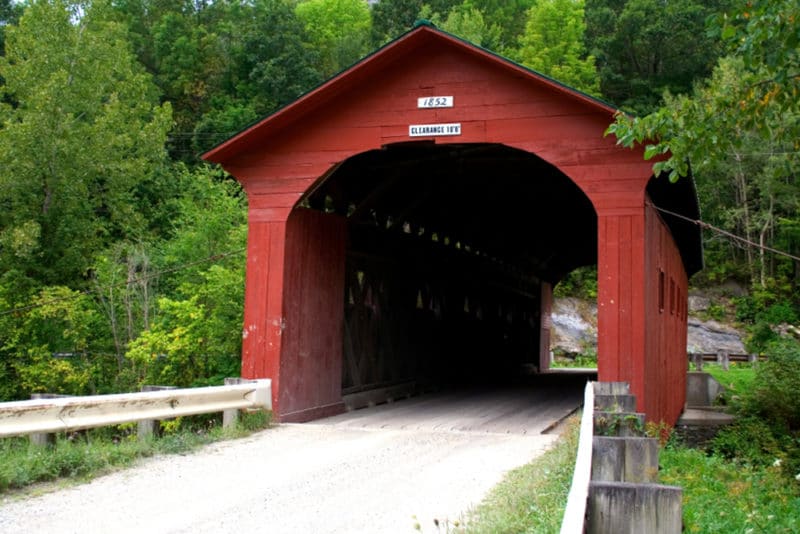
[0,423,558,534]
[0,382,590,534]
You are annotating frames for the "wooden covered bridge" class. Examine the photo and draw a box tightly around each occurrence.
[203,23,702,426]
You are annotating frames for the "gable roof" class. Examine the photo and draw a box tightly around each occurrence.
[201,21,702,277]
[202,21,618,164]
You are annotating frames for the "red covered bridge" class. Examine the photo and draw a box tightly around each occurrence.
[203,23,702,425]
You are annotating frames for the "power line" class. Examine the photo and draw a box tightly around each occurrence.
[0,248,246,317]
[650,202,800,263]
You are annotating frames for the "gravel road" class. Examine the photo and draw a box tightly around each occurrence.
[0,383,588,534]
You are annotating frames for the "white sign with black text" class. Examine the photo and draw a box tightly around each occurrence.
[408,123,462,137]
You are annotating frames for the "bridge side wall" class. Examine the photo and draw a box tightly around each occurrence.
[596,202,689,426]
[643,201,688,425]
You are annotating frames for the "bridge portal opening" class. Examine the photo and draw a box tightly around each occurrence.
[298,142,597,401]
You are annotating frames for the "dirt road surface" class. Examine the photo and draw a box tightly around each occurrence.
[0,381,586,534]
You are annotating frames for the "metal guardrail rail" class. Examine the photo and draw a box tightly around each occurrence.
[560,380,594,534]
[0,379,271,438]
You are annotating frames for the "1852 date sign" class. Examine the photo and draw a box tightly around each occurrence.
[417,96,454,108]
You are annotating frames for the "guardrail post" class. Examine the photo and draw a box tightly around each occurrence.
[29,393,71,447]
[222,378,247,428]
[690,353,703,371]
[137,385,177,440]
[716,350,729,371]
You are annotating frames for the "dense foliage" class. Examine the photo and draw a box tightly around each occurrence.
[0,0,798,400]
[606,0,800,347]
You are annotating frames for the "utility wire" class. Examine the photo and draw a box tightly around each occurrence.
[0,248,246,317]
[650,203,800,263]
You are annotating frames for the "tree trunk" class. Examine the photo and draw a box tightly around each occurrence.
[733,152,756,285]
[759,194,774,289]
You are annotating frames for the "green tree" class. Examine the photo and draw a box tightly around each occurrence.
[421,1,502,49]
[296,0,372,77]
[467,0,534,51]
[0,0,22,57]
[125,165,246,388]
[509,0,599,94]
[190,0,323,154]
[370,0,461,45]
[0,284,111,399]
[606,2,800,292]
[0,0,171,285]
[585,0,732,113]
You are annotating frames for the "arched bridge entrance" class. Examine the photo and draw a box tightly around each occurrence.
[304,142,596,396]
[203,23,702,425]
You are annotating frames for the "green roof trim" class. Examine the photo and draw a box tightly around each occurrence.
[413,19,436,29]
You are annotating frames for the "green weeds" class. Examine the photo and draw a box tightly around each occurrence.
[0,411,270,494]
[660,445,800,533]
[461,417,580,533]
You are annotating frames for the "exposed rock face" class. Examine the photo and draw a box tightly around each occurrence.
[549,297,747,355]
[550,297,597,354]
[686,319,747,354]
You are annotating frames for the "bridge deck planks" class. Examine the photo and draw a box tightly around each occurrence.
[314,376,590,436]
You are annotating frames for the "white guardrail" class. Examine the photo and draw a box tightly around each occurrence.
[0,379,271,438]
[560,380,595,534]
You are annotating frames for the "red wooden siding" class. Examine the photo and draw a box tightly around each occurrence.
[596,210,647,406]
[643,200,689,424]
[279,209,347,422]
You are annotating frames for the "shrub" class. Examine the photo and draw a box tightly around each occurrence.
[750,339,800,430]
[711,417,783,468]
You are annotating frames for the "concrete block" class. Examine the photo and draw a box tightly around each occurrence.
[594,382,630,396]
[594,412,646,437]
[686,372,723,408]
[594,394,637,413]
[592,437,660,483]
[588,481,682,534]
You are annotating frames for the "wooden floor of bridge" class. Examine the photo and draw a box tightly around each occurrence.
[313,371,596,435]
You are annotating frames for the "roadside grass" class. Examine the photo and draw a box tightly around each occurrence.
[702,363,757,405]
[460,416,580,534]
[551,353,597,369]
[0,410,270,494]
[660,444,800,533]
[662,359,800,532]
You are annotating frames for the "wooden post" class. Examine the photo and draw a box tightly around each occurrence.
[137,385,177,440]
[691,353,703,371]
[29,393,71,447]
[716,350,729,371]
[222,378,247,428]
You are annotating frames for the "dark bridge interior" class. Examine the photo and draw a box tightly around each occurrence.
[300,142,597,395]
